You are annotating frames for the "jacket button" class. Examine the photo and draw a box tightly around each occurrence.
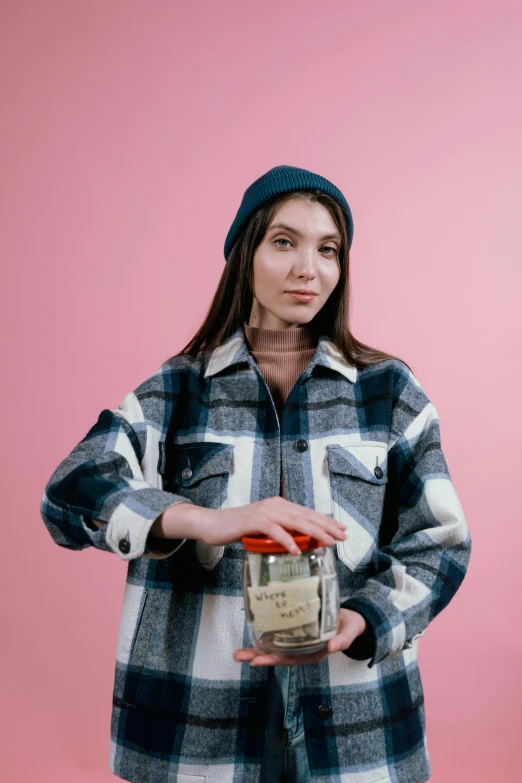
[296,439,309,453]
[181,467,193,480]
[374,465,384,479]
[316,704,333,719]
[118,537,131,554]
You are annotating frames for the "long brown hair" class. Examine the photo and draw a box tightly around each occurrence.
[178,189,410,371]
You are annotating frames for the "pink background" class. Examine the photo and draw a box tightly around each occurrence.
[2,1,520,780]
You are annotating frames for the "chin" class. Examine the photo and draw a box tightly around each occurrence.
[280,310,317,326]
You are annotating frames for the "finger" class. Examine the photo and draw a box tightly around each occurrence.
[248,503,345,553]
[284,650,329,665]
[327,613,358,653]
[249,653,297,666]
[284,501,348,538]
[262,512,336,547]
[307,513,348,540]
[258,522,302,554]
[284,507,347,542]
[284,516,337,546]
[233,648,258,662]
[251,650,330,666]
[236,647,331,666]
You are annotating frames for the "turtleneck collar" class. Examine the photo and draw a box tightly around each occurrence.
[243,321,317,353]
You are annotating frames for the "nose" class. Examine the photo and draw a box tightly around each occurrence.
[293,248,317,279]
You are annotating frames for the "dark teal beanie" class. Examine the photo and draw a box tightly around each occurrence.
[224,164,354,260]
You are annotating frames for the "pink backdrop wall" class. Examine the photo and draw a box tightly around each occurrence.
[2,1,520,780]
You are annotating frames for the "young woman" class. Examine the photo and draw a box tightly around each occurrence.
[40,165,472,783]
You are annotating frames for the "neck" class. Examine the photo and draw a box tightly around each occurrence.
[243,321,317,352]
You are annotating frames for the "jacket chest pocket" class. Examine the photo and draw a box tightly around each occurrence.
[327,442,388,572]
[164,441,235,510]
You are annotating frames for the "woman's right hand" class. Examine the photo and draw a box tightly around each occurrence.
[193,497,347,554]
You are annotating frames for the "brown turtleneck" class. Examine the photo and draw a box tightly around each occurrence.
[243,321,317,498]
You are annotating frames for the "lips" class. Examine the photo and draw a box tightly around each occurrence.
[286,291,318,303]
[286,290,318,296]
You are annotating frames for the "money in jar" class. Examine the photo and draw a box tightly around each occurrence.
[241,532,340,656]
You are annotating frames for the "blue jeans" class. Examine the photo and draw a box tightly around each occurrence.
[260,665,312,783]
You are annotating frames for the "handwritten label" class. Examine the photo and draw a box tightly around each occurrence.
[247,576,320,633]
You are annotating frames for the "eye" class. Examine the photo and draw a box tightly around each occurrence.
[274,238,292,248]
[321,246,338,256]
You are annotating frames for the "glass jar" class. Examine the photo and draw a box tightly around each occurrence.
[241,533,340,656]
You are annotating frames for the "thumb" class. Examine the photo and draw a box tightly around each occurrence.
[327,609,364,653]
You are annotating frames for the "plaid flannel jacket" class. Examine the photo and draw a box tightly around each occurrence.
[40,324,471,783]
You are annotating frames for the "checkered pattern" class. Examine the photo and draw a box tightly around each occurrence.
[40,325,471,783]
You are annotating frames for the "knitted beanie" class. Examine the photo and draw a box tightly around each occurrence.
[223,164,354,261]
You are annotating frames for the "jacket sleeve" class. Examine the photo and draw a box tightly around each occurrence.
[40,361,192,561]
[342,362,472,668]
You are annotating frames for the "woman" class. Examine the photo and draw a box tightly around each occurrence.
[40,164,472,783]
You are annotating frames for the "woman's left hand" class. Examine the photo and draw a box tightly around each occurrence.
[233,609,369,666]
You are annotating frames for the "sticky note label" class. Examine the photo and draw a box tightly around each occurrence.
[246,576,320,633]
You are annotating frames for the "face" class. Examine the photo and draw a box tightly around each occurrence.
[248,197,342,330]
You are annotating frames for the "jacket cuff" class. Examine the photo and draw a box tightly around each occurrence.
[41,493,114,553]
[341,587,408,668]
[83,515,185,559]
[105,492,194,561]
[144,535,187,560]
[78,514,115,551]
[342,624,377,662]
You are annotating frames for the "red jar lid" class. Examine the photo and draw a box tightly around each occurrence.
[241,532,325,553]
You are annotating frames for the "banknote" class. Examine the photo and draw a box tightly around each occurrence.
[320,573,339,640]
[246,552,262,588]
[271,620,321,647]
[268,554,310,583]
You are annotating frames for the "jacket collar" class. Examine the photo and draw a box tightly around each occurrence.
[203,324,357,384]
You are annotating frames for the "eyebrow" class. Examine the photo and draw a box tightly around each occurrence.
[268,222,341,242]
